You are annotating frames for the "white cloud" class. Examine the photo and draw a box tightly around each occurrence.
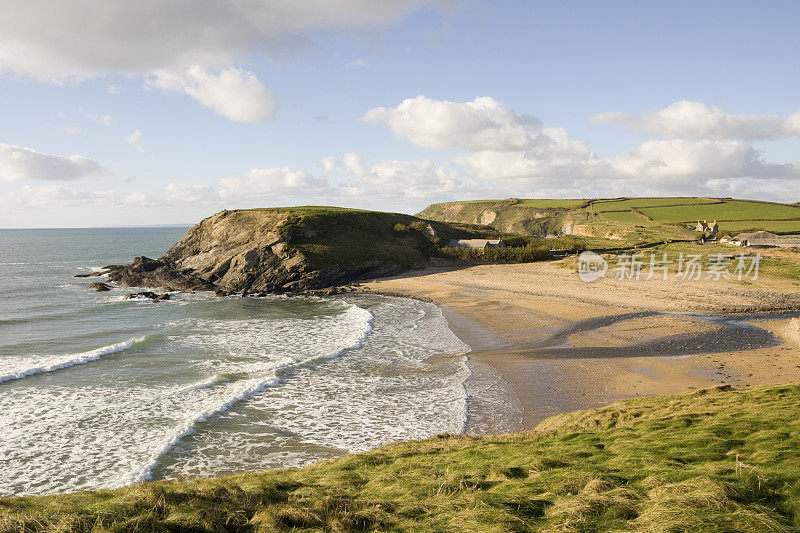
[786,110,800,136]
[0,1,444,80]
[0,186,140,208]
[4,91,800,224]
[0,2,446,124]
[106,83,125,94]
[125,129,144,151]
[3,139,799,223]
[592,100,798,140]
[157,183,218,206]
[218,167,327,200]
[361,96,800,200]
[86,113,115,126]
[604,139,799,183]
[0,167,328,211]
[363,95,541,151]
[0,143,106,181]
[325,152,482,201]
[147,66,277,122]
[456,137,800,199]
[456,127,595,183]
[347,58,370,68]
[64,126,81,136]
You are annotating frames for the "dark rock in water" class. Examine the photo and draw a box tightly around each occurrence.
[104,256,214,294]
[124,291,170,301]
[125,291,155,300]
[75,271,106,278]
[90,282,112,292]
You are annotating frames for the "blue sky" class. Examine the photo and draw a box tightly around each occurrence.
[0,0,798,227]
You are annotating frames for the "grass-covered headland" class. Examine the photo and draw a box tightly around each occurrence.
[3,383,800,532]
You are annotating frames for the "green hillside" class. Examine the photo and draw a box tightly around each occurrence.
[418,197,800,241]
[3,383,800,531]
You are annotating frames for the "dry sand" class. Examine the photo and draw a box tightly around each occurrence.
[362,261,800,429]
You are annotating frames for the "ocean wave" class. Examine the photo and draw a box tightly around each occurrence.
[122,373,283,485]
[180,374,231,393]
[121,304,375,485]
[0,336,149,384]
[182,296,472,465]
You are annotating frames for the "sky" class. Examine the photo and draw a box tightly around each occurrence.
[0,0,799,228]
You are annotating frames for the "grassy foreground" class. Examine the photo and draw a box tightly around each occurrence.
[3,384,800,532]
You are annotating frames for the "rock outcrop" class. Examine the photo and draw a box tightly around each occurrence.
[124,291,171,301]
[89,282,112,292]
[105,207,466,294]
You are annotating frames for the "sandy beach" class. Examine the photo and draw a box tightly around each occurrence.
[364,261,800,429]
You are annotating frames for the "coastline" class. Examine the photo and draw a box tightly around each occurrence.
[363,261,800,430]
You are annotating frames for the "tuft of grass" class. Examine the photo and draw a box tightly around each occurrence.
[3,383,800,531]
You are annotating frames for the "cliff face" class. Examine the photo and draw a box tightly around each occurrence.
[417,199,572,236]
[105,207,463,294]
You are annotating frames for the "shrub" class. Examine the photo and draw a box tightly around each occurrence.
[436,243,552,263]
[409,220,427,232]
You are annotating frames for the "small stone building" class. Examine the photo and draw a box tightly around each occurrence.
[448,239,506,249]
[696,220,718,234]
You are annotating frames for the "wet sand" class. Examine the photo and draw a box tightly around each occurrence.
[363,261,800,429]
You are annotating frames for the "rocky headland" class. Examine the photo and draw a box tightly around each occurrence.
[102,207,471,295]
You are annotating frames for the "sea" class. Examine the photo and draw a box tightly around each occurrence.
[0,227,515,497]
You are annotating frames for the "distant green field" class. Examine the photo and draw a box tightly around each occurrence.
[591,197,719,211]
[598,210,656,226]
[640,200,800,223]
[716,220,800,234]
[515,199,588,209]
[419,197,800,241]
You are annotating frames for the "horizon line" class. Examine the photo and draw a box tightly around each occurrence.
[0,224,193,230]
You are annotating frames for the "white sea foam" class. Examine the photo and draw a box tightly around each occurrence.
[181,374,230,392]
[120,303,374,486]
[0,296,470,497]
[121,373,284,485]
[156,296,472,480]
[0,336,147,384]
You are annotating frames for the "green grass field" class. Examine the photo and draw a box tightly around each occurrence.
[514,199,589,209]
[597,210,657,226]
[590,197,720,211]
[420,197,800,241]
[638,200,800,223]
[716,220,800,234]
[3,383,800,532]
[586,198,800,236]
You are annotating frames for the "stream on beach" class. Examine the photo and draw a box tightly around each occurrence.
[511,310,792,359]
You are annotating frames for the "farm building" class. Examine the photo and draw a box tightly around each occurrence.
[695,220,718,234]
[448,239,506,249]
[732,231,800,248]
[719,236,742,246]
